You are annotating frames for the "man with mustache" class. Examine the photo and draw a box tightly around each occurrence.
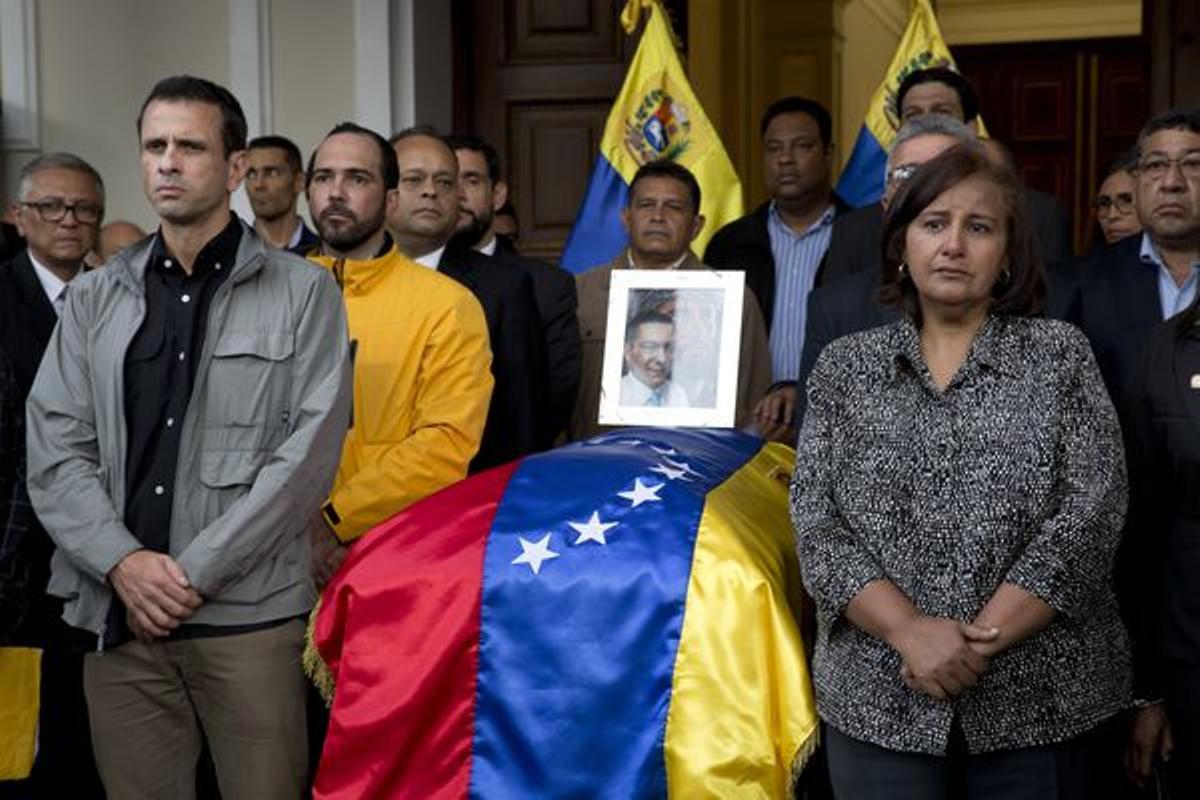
[305,121,493,582]
[387,127,546,471]
[570,159,771,440]
[0,152,106,797]
[448,133,581,447]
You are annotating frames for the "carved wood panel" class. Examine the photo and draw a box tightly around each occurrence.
[453,0,688,261]
[958,37,1147,256]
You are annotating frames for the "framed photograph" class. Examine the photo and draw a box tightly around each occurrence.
[598,269,745,429]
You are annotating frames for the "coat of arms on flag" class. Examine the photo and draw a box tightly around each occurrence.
[306,429,817,798]
[560,0,743,272]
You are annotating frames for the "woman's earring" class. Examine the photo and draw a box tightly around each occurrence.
[898,261,908,277]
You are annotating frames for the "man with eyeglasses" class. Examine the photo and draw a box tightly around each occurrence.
[1059,106,1200,796]
[620,310,688,407]
[0,153,106,795]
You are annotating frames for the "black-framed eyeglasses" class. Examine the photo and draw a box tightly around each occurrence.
[19,198,103,224]
[1090,192,1135,215]
[1133,154,1200,181]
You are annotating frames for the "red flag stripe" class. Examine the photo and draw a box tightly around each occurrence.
[313,462,521,799]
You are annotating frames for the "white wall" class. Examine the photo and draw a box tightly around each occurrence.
[2,0,230,229]
[1,0,451,232]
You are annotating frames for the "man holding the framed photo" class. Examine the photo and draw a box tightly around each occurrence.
[569,160,771,440]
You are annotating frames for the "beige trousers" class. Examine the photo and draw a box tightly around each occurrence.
[83,618,308,800]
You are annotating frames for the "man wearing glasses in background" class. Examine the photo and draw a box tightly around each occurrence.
[0,152,106,797]
[1060,107,1200,795]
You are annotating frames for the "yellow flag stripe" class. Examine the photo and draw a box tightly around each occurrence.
[663,443,819,797]
[862,0,985,150]
[603,0,743,258]
[0,647,42,780]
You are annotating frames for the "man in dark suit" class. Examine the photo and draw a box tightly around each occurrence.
[388,127,547,470]
[448,133,581,447]
[1056,108,1200,794]
[0,152,106,798]
[703,97,850,440]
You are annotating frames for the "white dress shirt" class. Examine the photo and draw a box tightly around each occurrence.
[27,251,76,316]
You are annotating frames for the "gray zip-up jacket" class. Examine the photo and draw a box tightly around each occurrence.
[25,221,352,643]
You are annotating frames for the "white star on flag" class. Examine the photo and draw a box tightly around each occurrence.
[650,462,689,481]
[618,478,664,507]
[662,456,699,478]
[650,445,677,456]
[568,512,619,545]
[512,534,560,574]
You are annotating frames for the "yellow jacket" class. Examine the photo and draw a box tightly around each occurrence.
[309,246,493,542]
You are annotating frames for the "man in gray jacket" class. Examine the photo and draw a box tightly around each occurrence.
[25,75,352,800]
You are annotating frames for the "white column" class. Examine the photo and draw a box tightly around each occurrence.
[229,0,272,220]
[2,0,40,150]
[356,0,394,135]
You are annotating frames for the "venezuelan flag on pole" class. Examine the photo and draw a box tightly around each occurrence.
[835,0,962,207]
[559,0,744,273]
[306,429,817,799]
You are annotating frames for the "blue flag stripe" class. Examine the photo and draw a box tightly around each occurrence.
[560,155,630,273]
[834,127,888,209]
[469,430,761,799]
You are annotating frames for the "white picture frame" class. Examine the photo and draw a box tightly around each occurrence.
[598,269,744,429]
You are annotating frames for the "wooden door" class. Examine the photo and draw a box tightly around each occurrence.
[956,38,1147,256]
[452,1,688,262]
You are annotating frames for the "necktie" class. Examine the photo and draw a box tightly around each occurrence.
[54,284,69,316]
[645,390,663,407]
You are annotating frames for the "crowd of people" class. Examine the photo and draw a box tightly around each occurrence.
[0,65,1197,799]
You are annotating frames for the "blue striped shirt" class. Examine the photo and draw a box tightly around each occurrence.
[767,202,836,381]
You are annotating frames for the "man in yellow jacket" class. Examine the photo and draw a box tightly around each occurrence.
[305,122,493,580]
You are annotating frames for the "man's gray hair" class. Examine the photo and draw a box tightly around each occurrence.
[885,116,977,174]
[17,152,105,205]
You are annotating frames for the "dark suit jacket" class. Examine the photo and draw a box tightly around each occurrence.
[820,202,883,287]
[0,251,61,395]
[1059,234,1161,419]
[793,268,898,426]
[286,221,321,256]
[1128,314,1200,694]
[0,251,68,643]
[702,195,851,333]
[492,248,581,447]
[438,238,549,471]
[1026,187,1073,267]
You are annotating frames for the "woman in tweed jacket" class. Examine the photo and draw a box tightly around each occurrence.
[792,146,1131,799]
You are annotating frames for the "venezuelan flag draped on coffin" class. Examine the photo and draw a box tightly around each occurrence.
[306,428,817,799]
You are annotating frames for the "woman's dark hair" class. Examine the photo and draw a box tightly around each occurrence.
[879,145,1045,323]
